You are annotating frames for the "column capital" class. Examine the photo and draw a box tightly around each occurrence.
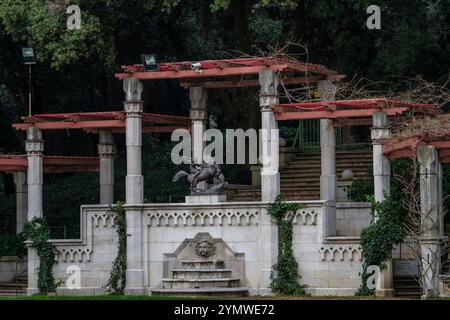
[190,109,207,121]
[370,127,391,143]
[189,87,207,109]
[25,140,44,154]
[318,80,337,101]
[259,70,279,110]
[98,144,116,158]
[418,145,439,175]
[124,101,144,114]
[123,78,143,101]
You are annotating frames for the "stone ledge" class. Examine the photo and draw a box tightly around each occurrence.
[323,236,361,244]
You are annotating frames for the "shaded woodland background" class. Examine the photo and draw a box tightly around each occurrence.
[0,0,449,241]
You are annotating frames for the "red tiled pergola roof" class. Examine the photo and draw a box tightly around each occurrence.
[382,133,450,164]
[12,111,190,132]
[273,99,436,123]
[0,155,99,173]
[115,57,345,88]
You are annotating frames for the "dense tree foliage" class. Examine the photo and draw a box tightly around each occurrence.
[0,1,449,238]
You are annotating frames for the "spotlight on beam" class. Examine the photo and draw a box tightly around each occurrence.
[141,54,159,72]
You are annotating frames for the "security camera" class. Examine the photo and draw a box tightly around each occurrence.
[190,62,202,73]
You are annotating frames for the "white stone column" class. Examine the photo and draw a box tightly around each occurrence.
[418,145,442,296]
[259,70,280,202]
[370,111,394,297]
[371,112,391,202]
[25,126,44,296]
[189,87,207,165]
[98,130,115,204]
[13,171,28,234]
[189,87,208,192]
[123,78,145,294]
[318,80,336,238]
[124,78,144,204]
[257,70,279,295]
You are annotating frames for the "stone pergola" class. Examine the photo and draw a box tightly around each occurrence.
[11,111,190,228]
[0,155,99,233]
[383,134,450,295]
[273,98,436,296]
[114,56,343,293]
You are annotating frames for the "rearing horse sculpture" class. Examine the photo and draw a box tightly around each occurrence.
[172,163,222,193]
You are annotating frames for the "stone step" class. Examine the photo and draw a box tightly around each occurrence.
[179,260,225,270]
[172,269,232,279]
[0,282,27,288]
[0,289,26,295]
[151,287,249,297]
[162,278,240,289]
[285,164,372,170]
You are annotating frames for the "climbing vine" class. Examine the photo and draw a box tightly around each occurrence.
[104,201,127,295]
[21,217,57,295]
[356,195,406,295]
[267,195,306,296]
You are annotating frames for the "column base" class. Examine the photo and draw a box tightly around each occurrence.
[125,268,144,295]
[375,288,395,297]
[27,287,39,296]
[124,287,146,295]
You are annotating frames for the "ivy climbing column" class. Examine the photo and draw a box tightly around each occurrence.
[371,111,394,297]
[418,145,443,296]
[123,77,145,294]
[258,70,280,295]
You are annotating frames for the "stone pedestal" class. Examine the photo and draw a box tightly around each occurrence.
[185,194,227,204]
[337,180,352,202]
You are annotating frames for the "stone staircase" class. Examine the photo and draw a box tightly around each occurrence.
[0,273,27,296]
[151,260,248,297]
[393,276,421,299]
[229,151,373,201]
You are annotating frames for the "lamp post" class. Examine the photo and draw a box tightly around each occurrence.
[21,47,36,117]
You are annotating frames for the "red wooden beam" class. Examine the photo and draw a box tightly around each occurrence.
[44,166,99,174]
[13,120,126,131]
[180,76,322,89]
[115,65,289,80]
[276,99,435,110]
[275,107,408,121]
[383,137,421,155]
[386,148,415,160]
[439,149,450,158]
[441,156,450,164]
